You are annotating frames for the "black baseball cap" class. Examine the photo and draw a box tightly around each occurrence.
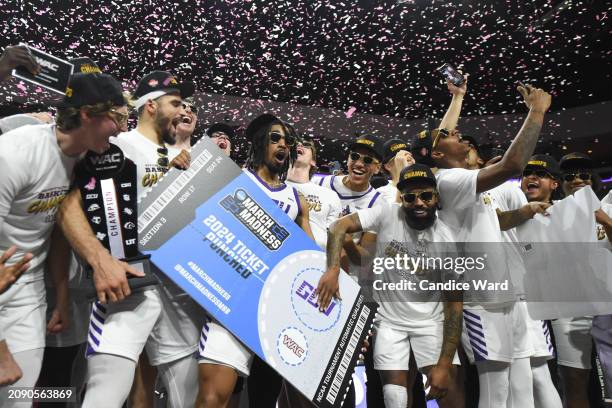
[411,129,437,166]
[524,154,560,177]
[69,57,102,74]
[461,135,481,156]
[56,73,125,109]
[559,152,594,171]
[245,113,281,141]
[132,71,195,109]
[397,163,437,191]
[349,134,384,161]
[206,123,235,140]
[382,139,409,164]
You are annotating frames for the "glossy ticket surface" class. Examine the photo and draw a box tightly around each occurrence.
[137,138,376,407]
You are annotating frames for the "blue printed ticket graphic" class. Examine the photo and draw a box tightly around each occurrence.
[138,138,377,408]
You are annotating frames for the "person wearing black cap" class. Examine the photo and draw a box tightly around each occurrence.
[196,114,313,408]
[37,55,108,408]
[551,151,612,408]
[376,139,414,203]
[410,76,552,406]
[559,152,597,197]
[316,134,386,257]
[464,143,562,407]
[521,155,560,204]
[206,122,234,157]
[56,71,204,408]
[321,163,464,407]
[0,71,127,404]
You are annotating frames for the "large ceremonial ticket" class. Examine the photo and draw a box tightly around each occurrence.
[137,138,376,408]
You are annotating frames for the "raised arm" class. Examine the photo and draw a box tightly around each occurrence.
[476,85,551,193]
[438,76,468,131]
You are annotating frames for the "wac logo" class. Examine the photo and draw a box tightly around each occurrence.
[277,327,308,366]
[89,153,121,166]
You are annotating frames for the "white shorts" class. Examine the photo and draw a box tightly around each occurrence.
[198,321,253,377]
[523,303,555,360]
[551,316,593,369]
[462,302,533,364]
[0,279,46,353]
[373,321,460,371]
[87,281,205,366]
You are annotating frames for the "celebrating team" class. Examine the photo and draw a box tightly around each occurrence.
[0,44,611,408]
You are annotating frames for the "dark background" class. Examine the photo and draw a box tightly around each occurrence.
[1,0,610,189]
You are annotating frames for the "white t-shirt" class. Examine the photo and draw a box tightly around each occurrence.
[358,203,457,328]
[376,182,399,204]
[317,175,385,216]
[0,124,78,281]
[489,181,529,297]
[110,129,181,198]
[245,170,300,222]
[436,168,516,307]
[286,180,341,248]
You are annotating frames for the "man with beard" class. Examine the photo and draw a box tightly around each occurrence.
[196,114,313,408]
[0,72,127,404]
[411,81,552,407]
[57,71,204,408]
[286,136,342,249]
[550,152,612,408]
[322,164,464,408]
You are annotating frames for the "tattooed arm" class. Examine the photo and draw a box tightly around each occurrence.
[316,213,364,311]
[425,292,463,400]
[439,295,463,366]
[476,85,551,193]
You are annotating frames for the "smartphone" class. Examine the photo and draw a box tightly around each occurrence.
[437,63,465,87]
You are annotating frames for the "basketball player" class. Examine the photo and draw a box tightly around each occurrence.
[466,143,562,408]
[196,114,313,408]
[57,71,204,408]
[376,139,412,204]
[323,164,464,408]
[173,97,198,150]
[551,152,609,408]
[411,79,551,407]
[286,136,342,249]
[0,72,127,405]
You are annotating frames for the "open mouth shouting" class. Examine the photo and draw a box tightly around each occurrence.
[273,149,288,166]
[216,138,228,150]
[296,145,305,156]
[526,181,540,193]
